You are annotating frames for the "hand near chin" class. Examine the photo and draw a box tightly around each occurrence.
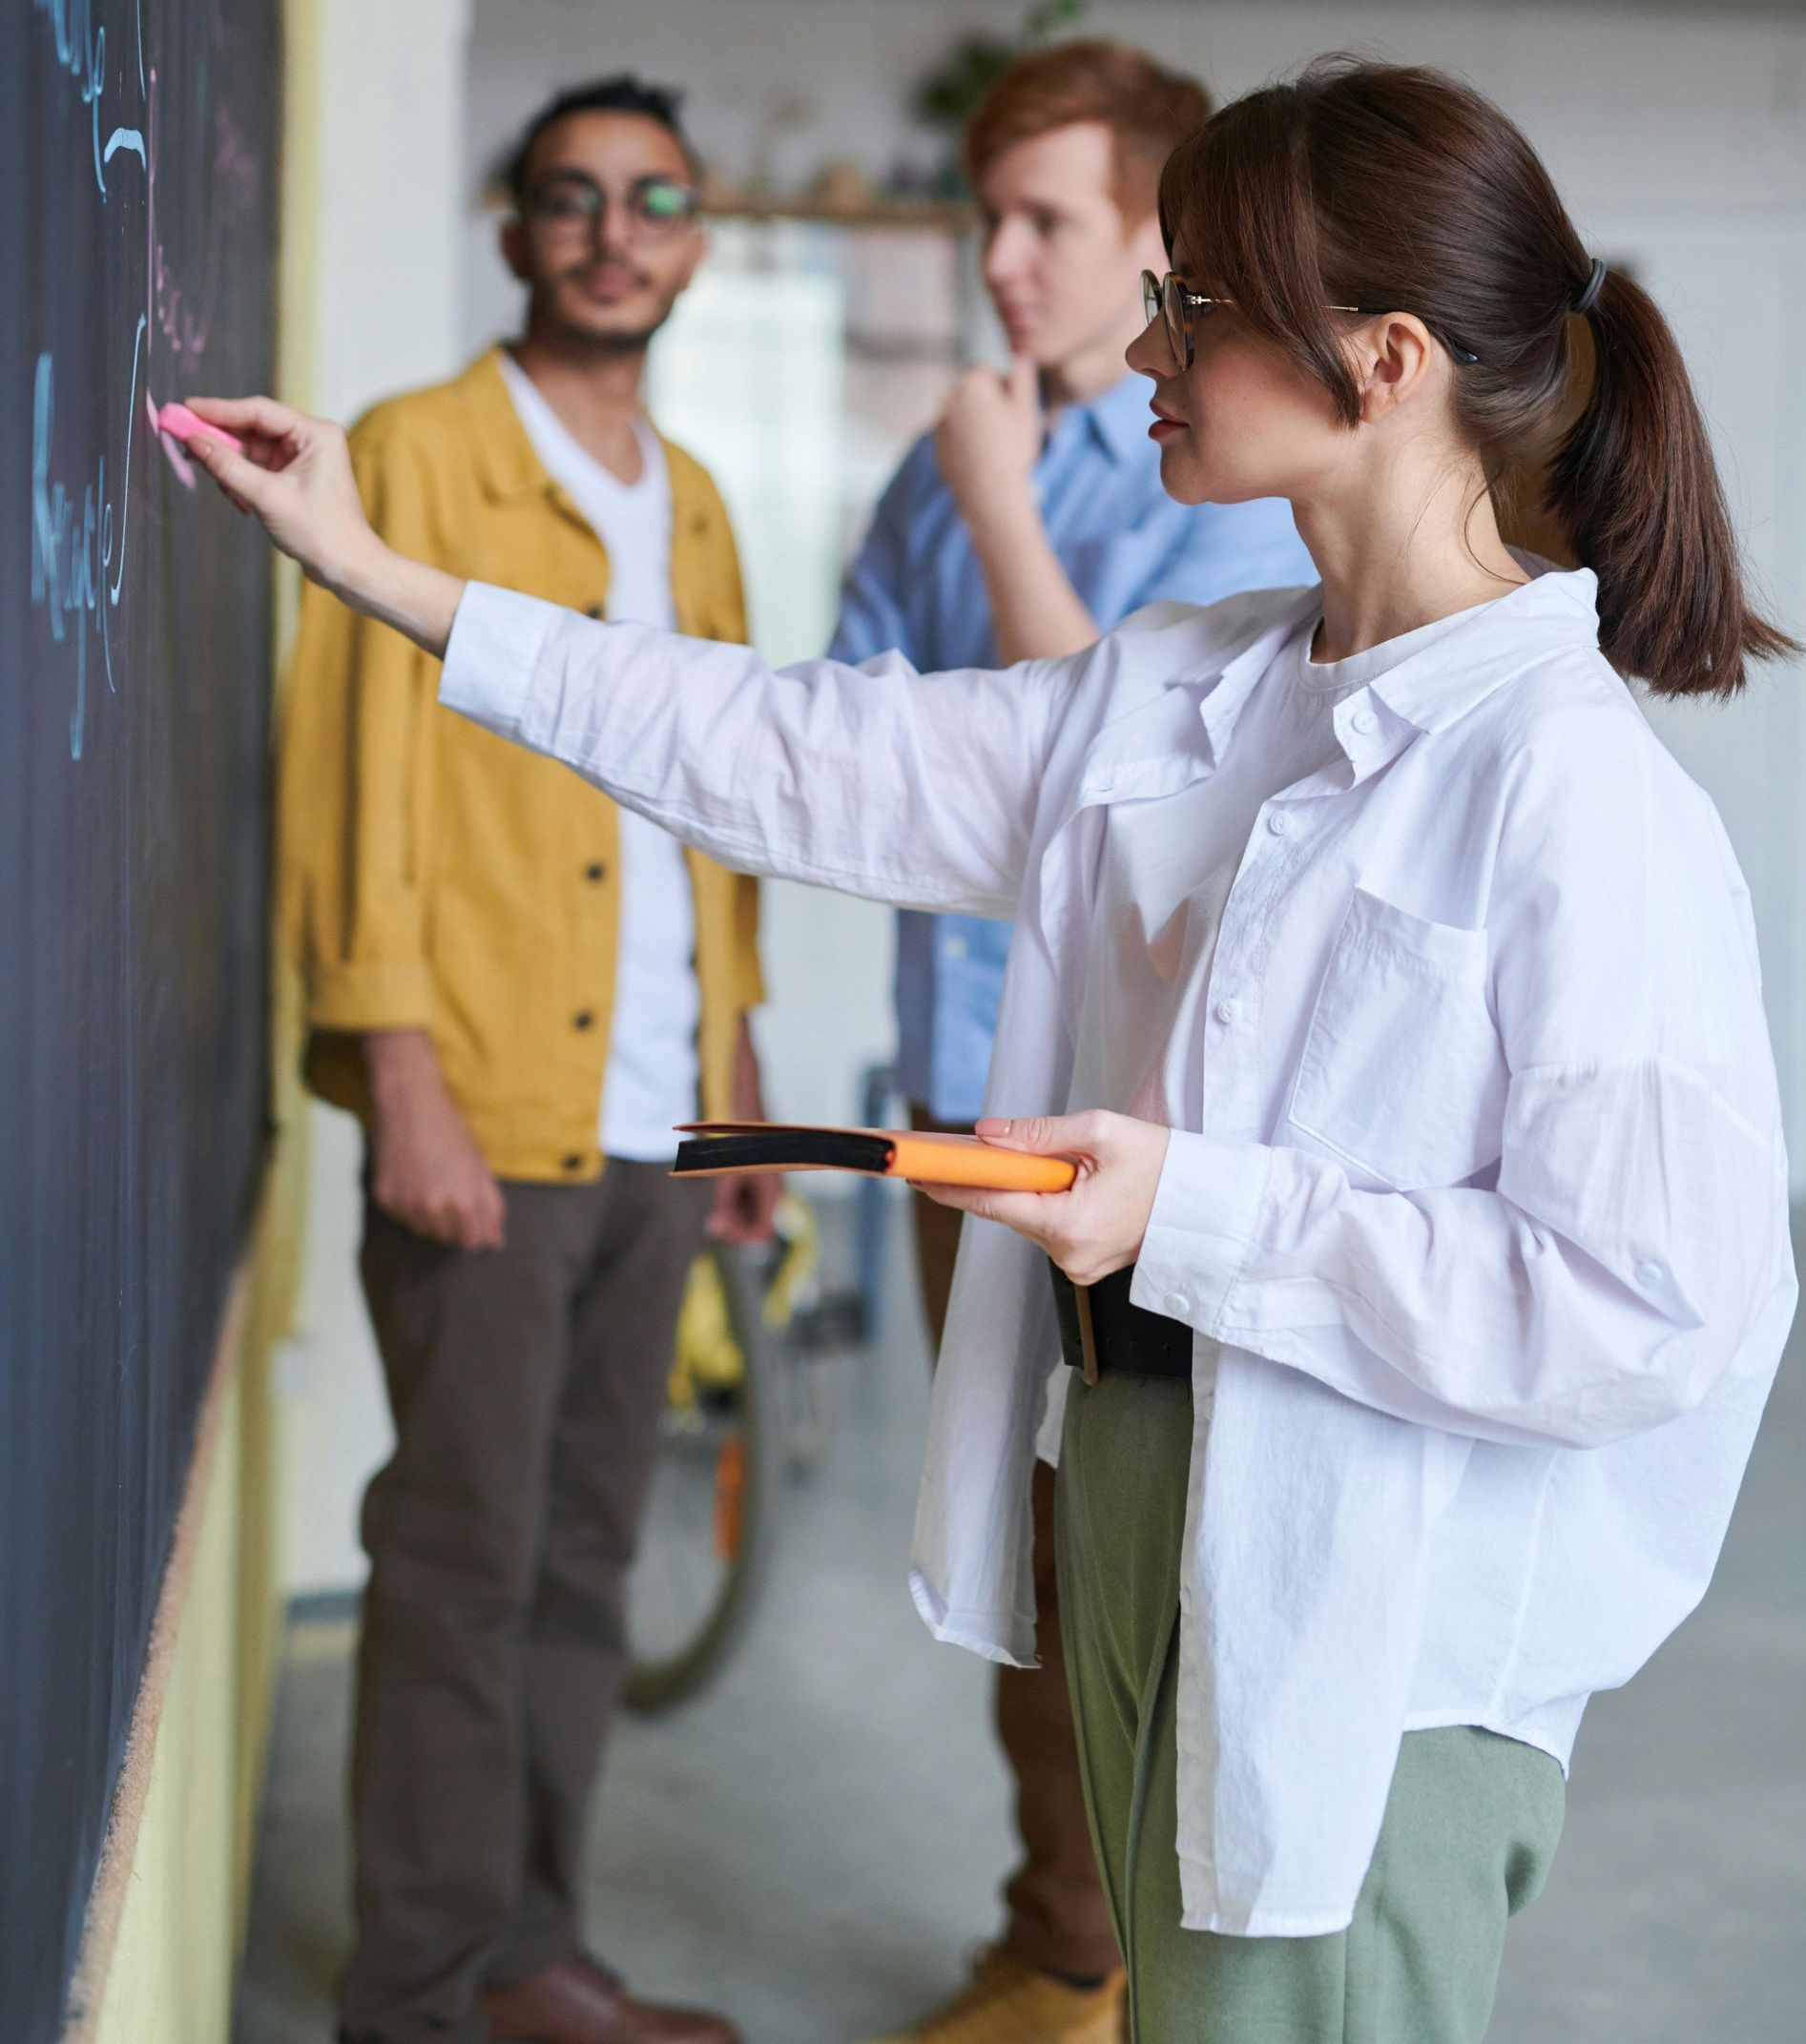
[912,1110,1171,1287]
[934,355,1041,532]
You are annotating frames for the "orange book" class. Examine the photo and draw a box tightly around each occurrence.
[671,1122,1078,1192]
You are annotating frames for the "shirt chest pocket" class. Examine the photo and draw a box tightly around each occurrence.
[1283,887,1506,1193]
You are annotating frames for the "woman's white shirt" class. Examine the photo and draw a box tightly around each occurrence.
[438,566,1795,1937]
[1072,607,1480,1435]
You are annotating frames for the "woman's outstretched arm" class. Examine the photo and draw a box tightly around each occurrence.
[180,395,1077,914]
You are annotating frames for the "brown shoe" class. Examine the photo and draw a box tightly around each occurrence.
[482,1956,740,2044]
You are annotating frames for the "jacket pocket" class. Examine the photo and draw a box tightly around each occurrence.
[1284,887,1505,1192]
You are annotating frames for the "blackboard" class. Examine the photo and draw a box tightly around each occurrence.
[1,3,280,2034]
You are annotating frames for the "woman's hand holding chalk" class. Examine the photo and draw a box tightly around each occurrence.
[156,402,245,453]
[176,394,372,577]
[181,394,467,660]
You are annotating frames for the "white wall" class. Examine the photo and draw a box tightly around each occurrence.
[277,0,475,1595]
[460,0,1806,229]
[641,253,907,1129]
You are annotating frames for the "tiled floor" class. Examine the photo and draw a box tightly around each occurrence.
[236,1203,1806,2043]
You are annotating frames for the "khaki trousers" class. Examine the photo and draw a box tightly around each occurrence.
[342,1163,712,2044]
[910,1109,1121,1984]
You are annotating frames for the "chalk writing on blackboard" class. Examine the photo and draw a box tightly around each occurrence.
[31,0,140,196]
[31,324,147,758]
[28,0,256,758]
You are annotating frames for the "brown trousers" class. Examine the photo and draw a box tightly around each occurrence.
[910,1111,1121,1984]
[343,1163,712,2044]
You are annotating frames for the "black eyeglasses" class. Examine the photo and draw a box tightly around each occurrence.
[524,171,700,242]
[1141,269,1480,370]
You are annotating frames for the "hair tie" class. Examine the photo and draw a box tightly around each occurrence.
[1573,257,1607,317]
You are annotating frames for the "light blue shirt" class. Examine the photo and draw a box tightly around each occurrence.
[827,370,1315,1120]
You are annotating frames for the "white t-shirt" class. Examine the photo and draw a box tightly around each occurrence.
[499,351,700,1161]
[1070,603,1482,1414]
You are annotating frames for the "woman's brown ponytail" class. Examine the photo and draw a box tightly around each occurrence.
[1547,266,1796,695]
[1159,58,1799,697]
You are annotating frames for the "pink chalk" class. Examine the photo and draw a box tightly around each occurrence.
[156,402,245,453]
[147,391,197,489]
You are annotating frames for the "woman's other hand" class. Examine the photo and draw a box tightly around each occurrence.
[913,1109,1171,1286]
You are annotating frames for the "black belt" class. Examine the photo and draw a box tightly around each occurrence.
[1048,1261,1193,1384]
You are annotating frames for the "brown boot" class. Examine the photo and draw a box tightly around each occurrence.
[482,1956,740,2044]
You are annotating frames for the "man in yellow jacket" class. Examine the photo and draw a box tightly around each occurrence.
[280,76,760,2044]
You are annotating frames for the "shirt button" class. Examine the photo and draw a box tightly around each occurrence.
[1213,998,1238,1026]
[1350,708,1378,735]
[945,935,968,960]
[585,861,607,882]
[1635,1260,1665,1291]
[1164,1290,1194,1319]
[573,1010,594,1031]
[1266,811,1292,836]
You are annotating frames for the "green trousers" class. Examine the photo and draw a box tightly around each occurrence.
[1055,1373,1566,2043]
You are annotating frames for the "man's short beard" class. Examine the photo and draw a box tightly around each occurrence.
[540,293,677,359]
[587,327,656,355]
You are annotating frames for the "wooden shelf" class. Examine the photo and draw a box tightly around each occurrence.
[704,196,975,231]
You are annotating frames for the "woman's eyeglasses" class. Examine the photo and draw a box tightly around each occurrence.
[524,171,700,243]
[1141,269,1480,370]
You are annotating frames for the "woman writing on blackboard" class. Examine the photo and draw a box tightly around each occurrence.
[186,59,1796,2041]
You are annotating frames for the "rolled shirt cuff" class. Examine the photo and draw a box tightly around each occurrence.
[1131,1131,1270,1333]
[438,582,565,740]
[305,958,436,1033]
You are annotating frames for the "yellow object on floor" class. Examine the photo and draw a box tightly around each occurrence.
[667,1190,820,1411]
[861,1948,1128,2044]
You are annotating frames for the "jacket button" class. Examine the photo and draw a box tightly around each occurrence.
[574,1010,594,1030]
[563,1153,584,1172]
[585,862,607,882]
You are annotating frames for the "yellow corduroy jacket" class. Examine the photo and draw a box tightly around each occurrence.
[277,347,763,1182]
